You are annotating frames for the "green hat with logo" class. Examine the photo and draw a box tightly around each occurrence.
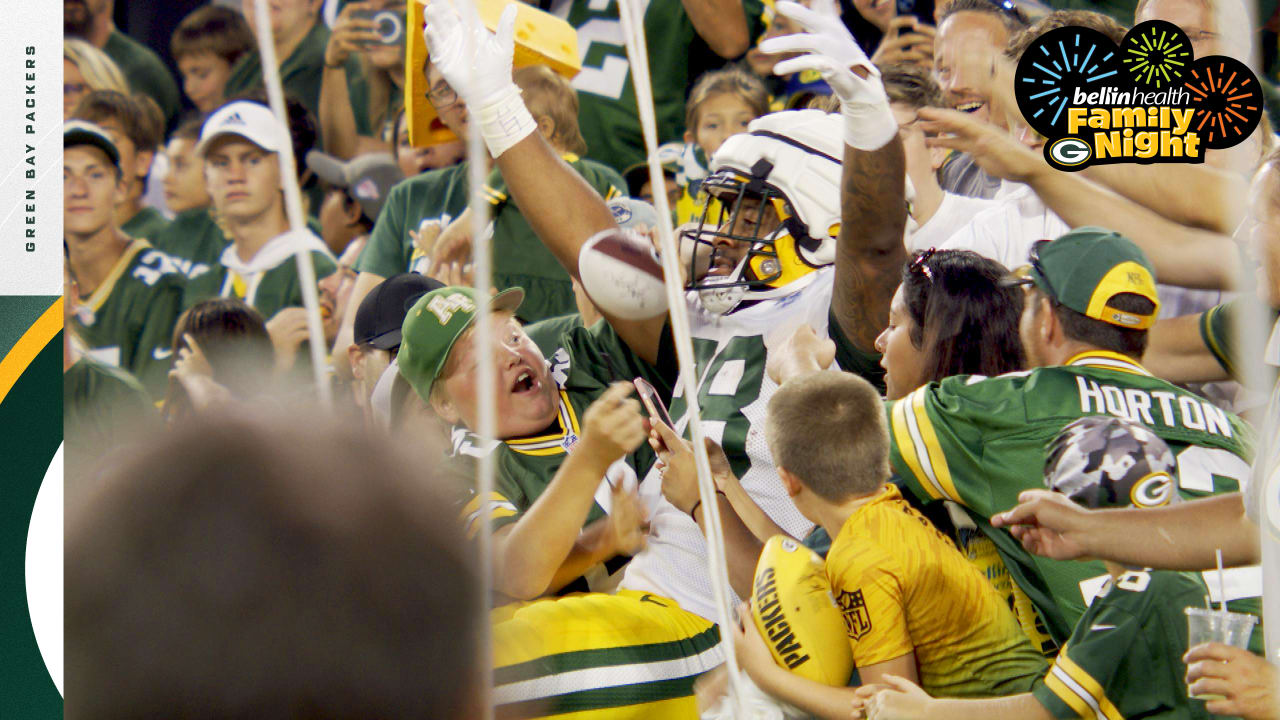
[1007,227,1161,330]
[395,285,525,404]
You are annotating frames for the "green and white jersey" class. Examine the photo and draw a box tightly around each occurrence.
[183,230,337,321]
[73,239,186,400]
[64,354,158,478]
[549,0,766,172]
[887,351,1259,644]
[483,154,625,322]
[454,318,673,591]
[153,208,229,281]
[356,162,472,280]
[620,268,884,622]
[1032,570,1213,720]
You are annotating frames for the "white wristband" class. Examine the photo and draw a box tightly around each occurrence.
[842,100,898,152]
[476,84,538,159]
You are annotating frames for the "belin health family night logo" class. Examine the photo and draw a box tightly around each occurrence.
[1015,20,1263,171]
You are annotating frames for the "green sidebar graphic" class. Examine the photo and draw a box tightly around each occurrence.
[0,296,63,717]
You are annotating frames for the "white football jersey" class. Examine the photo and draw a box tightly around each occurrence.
[620,268,843,622]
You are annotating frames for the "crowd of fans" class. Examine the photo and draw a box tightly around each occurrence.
[62,0,1280,718]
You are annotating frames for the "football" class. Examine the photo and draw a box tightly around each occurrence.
[577,229,669,320]
[751,536,854,687]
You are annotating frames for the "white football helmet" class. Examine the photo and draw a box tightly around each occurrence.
[685,110,844,314]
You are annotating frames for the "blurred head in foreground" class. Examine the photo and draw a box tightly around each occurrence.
[66,408,482,719]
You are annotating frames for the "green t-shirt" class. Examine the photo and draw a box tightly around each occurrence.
[1199,300,1280,384]
[64,355,158,476]
[224,20,355,126]
[483,155,625,322]
[455,317,674,539]
[74,239,186,399]
[559,0,766,172]
[886,352,1258,645]
[357,162,472,279]
[183,241,337,321]
[348,67,403,138]
[1031,570,1215,720]
[153,208,229,280]
[121,206,171,242]
[103,29,180,128]
[359,156,623,322]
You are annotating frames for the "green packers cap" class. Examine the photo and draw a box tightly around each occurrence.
[1007,227,1161,330]
[395,286,525,404]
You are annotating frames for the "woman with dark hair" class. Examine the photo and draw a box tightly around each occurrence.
[875,247,1026,400]
[163,298,277,424]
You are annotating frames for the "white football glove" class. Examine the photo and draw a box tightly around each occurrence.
[422,0,536,158]
[759,0,897,151]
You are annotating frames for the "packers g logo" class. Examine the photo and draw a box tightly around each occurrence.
[1047,138,1092,167]
[1130,472,1175,507]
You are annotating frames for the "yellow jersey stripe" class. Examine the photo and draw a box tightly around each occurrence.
[911,389,960,503]
[507,390,578,455]
[1056,651,1123,720]
[1045,666,1102,719]
[84,239,150,312]
[1066,350,1152,377]
[891,399,942,500]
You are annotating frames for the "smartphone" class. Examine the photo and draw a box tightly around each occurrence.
[633,377,674,430]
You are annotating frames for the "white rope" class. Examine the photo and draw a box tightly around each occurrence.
[617,0,747,712]
[250,1,332,408]
[463,11,498,719]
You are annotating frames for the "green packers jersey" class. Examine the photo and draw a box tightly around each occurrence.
[1032,570,1213,720]
[1199,300,1280,384]
[183,245,337,321]
[64,355,158,479]
[887,351,1258,644]
[551,0,766,171]
[153,208,228,280]
[121,206,171,242]
[457,317,673,539]
[356,162,472,280]
[483,154,625,322]
[73,239,186,400]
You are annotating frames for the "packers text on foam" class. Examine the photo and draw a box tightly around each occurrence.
[753,567,812,670]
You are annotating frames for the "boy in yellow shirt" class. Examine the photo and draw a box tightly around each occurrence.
[729,371,1047,719]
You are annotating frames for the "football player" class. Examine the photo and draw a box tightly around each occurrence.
[417,0,905,713]
[64,120,185,399]
[860,416,1225,720]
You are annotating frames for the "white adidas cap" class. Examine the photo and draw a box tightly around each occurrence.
[197,101,290,157]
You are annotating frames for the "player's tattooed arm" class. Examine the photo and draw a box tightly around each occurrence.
[831,135,908,353]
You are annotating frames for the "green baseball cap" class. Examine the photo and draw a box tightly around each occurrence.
[1006,227,1161,330]
[395,286,525,405]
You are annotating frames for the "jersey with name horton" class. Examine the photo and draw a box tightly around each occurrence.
[887,351,1258,645]
[620,267,884,623]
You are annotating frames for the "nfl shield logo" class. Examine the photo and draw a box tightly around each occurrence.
[837,589,873,640]
[562,434,578,452]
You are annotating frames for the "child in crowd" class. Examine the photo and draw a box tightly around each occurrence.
[161,119,212,217]
[387,106,466,178]
[170,5,254,115]
[675,66,769,224]
[728,372,1047,719]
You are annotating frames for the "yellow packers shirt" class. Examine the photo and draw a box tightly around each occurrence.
[825,485,1047,697]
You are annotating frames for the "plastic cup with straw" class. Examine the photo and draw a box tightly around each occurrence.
[1185,549,1258,699]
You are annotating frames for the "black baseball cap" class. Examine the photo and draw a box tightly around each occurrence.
[353,273,444,350]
